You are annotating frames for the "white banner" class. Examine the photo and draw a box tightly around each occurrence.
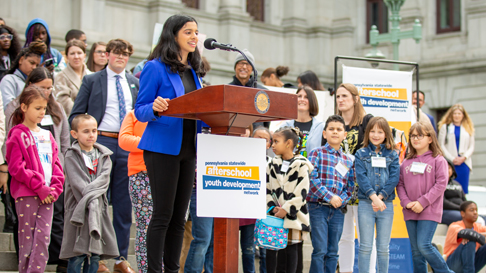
[342,65,413,124]
[197,134,267,219]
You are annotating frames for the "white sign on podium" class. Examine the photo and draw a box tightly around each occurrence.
[196,134,267,219]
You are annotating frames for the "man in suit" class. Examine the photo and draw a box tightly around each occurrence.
[69,38,138,273]
[412,90,437,133]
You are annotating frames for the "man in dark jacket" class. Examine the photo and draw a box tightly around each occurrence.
[228,49,268,128]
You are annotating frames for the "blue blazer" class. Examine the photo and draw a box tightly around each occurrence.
[135,59,203,155]
[69,69,139,126]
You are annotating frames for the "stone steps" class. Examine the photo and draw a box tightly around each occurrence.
[0,201,139,272]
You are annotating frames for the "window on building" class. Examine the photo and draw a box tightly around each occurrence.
[437,0,461,33]
[435,107,449,125]
[247,0,264,22]
[182,0,199,9]
[366,0,389,43]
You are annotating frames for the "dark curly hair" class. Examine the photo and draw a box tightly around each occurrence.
[0,25,21,61]
[7,40,46,75]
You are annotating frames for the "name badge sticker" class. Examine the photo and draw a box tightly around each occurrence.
[37,142,52,154]
[281,161,290,173]
[410,162,427,174]
[372,157,387,168]
[40,115,54,126]
[83,154,94,171]
[336,161,349,177]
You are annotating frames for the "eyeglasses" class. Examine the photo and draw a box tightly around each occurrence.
[94,50,106,55]
[111,52,130,58]
[0,34,13,41]
[410,134,430,140]
[236,61,250,68]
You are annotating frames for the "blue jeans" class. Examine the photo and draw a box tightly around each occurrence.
[259,247,267,273]
[441,210,463,226]
[446,241,486,273]
[358,200,394,273]
[67,254,100,273]
[405,220,454,273]
[184,189,214,273]
[240,224,256,273]
[308,202,345,273]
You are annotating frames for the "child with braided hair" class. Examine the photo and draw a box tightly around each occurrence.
[265,126,313,273]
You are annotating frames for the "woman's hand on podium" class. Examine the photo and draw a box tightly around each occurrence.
[153,96,170,112]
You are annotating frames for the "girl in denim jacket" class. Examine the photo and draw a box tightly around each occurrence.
[355,117,400,273]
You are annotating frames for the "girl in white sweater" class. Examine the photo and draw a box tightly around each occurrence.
[265,127,313,273]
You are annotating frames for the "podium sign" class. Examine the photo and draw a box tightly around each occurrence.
[196,134,267,219]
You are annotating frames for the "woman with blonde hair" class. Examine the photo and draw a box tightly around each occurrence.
[438,104,475,194]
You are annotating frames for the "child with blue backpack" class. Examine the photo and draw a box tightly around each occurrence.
[265,127,313,273]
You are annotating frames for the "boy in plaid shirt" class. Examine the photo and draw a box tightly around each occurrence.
[307,115,355,273]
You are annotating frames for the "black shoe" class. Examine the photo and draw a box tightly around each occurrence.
[56,265,68,273]
[3,222,14,233]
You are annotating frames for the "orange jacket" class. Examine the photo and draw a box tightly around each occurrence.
[119,110,148,176]
[444,221,486,258]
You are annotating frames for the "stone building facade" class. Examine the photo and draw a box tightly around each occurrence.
[1,0,485,185]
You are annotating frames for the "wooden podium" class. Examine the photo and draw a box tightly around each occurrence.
[160,84,297,272]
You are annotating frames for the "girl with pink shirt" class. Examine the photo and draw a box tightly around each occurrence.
[5,86,64,273]
[396,121,453,273]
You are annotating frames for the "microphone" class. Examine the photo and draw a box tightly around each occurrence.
[203,38,259,88]
[204,38,237,51]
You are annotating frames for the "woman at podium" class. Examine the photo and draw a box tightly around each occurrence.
[134,14,206,273]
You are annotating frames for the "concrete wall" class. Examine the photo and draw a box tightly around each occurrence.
[1,0,484,184]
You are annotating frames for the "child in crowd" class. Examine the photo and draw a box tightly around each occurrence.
[5,86,64,273]
[119,109,153,273]
[252,126,273,272]
[253,126,273,160]
[307,115,355,273]
[444,201,486,272]
[396,121,454,273]
[60,114,119,273]
[355,117,400,273]
[265,127,312,273]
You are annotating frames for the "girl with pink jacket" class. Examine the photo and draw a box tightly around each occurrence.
[5,85,64,273]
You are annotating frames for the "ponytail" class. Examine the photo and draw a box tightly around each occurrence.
[291,127,304,155]
[10,107,25,127]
